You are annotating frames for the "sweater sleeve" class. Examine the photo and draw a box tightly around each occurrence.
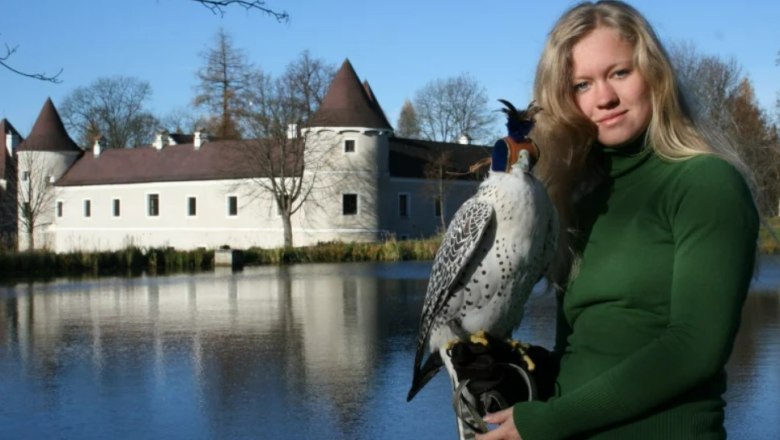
[512,157,759,439]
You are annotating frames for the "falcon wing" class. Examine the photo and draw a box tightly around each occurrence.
[408,198,494,400]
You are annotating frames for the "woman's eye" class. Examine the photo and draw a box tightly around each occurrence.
[573,81,590,93]
[613,69,631,78]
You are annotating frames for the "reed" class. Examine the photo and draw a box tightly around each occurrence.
[243,236,443,265]
[0,246,214,278]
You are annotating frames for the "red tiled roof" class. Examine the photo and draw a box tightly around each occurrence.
[310,59,393,130]
[18,98,80,153]
[55,135,489,186]
[362,80,393,130]
[56,139,304,186]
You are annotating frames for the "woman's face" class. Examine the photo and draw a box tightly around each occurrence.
[570,27,652,148]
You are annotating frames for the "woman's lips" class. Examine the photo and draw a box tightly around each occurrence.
[597,110,627,126]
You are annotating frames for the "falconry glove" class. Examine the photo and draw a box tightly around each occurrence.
[448,334,558,433]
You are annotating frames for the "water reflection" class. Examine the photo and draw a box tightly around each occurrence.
[0,259,777,439]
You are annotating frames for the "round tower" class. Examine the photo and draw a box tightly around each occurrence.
[304,60,393,244]
[16,98,83,250]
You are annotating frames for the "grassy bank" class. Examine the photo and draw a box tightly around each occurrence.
[243,236,441,265]
[1,226,777,280]
[0,237,442,280]
[0,246,213,279]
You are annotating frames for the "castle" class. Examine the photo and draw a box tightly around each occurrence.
[0,60,489,252]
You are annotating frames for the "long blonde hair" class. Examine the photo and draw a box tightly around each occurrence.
[531,0,753,291]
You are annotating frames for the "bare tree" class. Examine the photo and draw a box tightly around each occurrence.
[671,42,780,215]
[396,99,421,138]
[60,76,158,149]
[729,79,780,215]
[161,107,207,134]
[670,42,742,131]
[278,50,335,125]
[238,52,336,247]
[16,153,57,250]
[2,2,286,84]
[413,73,496,144]
[191,0,288,21]
[194,29,253,140]
[776,50,780,125]
[1,41,62,83]
[423,150,454,232]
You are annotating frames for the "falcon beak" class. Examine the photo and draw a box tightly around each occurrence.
[504,137,539,172]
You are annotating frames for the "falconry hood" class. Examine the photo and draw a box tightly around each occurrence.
[491,100,541,173]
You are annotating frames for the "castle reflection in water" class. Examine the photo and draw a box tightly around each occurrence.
[0,260,778,439]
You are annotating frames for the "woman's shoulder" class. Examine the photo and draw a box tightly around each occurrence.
[660,152,756,214]
[662,152,748,188]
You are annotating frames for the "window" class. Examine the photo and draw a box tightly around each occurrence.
[227,195,238,216]
[21,171,29,181]
[342,193,358,215]
[83,200,91,218]
[277,195,288,216]
[56,201,63,218]
[344,139,355,153]
[148,194,160,217]
[434,197,443,218]
[398,193,409,218]
[113,199,121,217]
[187,197,197,216]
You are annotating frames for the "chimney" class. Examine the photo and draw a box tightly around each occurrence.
[287,123,298,140]
[194,130,208,150]
[93,135,105,157]
[458,133,472,145]
[153,129,168,150]
[5,133,19,156]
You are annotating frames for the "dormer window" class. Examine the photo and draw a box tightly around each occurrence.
[344,139,355,153]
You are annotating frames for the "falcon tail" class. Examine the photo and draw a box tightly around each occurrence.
[407,350,443,401]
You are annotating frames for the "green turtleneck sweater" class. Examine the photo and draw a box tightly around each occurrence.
[512,144,758,439]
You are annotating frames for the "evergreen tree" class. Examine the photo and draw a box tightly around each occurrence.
[194,29,253,139]
[396,100,421,138]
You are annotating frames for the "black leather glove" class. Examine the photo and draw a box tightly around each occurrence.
[449,333,559,427]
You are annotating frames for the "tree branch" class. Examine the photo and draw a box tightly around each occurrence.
[1,43,62,83]
[191,0,289,22]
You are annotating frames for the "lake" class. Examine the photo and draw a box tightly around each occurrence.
[1,258,778,439]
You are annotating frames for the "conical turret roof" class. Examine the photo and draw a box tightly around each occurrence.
[0,118,22,179]
[310,59,393,130]
[0,118,23,152]
[362,80,393,130]
[18,98,81,152]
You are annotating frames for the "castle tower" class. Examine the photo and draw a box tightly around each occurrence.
[304,59,393,243]
[16,98,83,250]
[0,119,23,243]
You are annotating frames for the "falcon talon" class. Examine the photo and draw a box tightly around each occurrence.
[509,339,536,372]
[522,354,536,372]
[470,330,490,346]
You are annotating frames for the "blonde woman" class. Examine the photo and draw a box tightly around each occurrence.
[477,1,758,439]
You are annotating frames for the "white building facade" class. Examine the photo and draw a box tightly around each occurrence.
[9,61,490,252]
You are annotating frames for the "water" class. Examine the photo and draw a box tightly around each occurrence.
[0,259,777,439]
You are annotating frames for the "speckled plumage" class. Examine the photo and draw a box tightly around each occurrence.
[407,102,558,408]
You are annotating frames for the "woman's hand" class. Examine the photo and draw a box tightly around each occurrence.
[475,407,522,440]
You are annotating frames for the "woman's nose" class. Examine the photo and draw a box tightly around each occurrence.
[595,82,619,108]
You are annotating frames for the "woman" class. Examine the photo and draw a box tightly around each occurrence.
[477,1,759,439]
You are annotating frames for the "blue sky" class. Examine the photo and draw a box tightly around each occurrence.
[3,0,778,137]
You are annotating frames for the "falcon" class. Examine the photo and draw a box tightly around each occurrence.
[407,101,558,437]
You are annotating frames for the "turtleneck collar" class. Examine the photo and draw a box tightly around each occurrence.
[598,133,653,178]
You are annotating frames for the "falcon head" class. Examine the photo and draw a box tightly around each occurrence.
[491,100,542,173]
